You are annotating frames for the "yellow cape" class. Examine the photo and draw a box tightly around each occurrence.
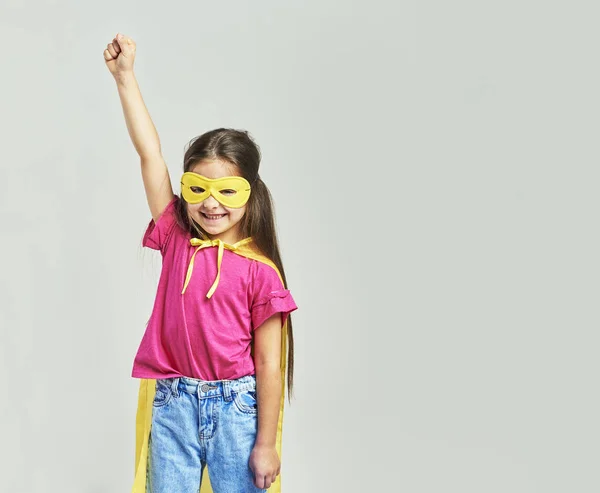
[131,240,289,493]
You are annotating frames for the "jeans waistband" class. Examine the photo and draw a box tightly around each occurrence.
[157,374,256,401]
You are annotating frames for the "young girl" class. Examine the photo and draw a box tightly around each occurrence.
[103,33,298,493]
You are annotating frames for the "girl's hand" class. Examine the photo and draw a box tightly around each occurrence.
[103,33,136,79]
[249,444,281,490]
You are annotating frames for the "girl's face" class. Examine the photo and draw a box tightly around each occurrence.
[186,158,248,244]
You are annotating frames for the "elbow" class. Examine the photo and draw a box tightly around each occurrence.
[254,360,281,377]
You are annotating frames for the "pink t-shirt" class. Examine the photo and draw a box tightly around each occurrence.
[131,196,298,381]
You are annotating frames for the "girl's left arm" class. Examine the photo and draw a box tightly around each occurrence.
[250,313,283,490]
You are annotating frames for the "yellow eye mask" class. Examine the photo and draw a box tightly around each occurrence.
[180,172,251,208]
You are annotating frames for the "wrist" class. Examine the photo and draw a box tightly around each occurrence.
[254,437,277,449]
[114,71,136,87]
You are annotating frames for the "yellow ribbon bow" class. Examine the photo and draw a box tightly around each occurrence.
[182,237,254,298]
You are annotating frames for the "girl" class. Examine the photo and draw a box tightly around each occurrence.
[103,33,298,493]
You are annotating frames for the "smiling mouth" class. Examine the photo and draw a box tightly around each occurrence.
[201,212,227,221]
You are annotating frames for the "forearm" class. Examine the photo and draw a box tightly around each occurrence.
[114,72,161,160]
[254,363,282,447]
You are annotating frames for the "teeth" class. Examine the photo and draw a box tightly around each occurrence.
[204,213,225,219]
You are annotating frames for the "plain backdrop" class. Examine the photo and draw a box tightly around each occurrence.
[1,1,599,492]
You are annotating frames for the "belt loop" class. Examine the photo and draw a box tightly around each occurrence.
[223,380,233,402]
[170,377,180,397]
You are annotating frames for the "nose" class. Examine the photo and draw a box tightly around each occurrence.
[202,193,220,209]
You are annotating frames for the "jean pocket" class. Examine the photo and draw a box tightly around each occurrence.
[232,389,258,414]
[153,379,173,408]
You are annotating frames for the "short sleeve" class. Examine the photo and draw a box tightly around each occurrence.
[142,196,179,253]
[250,261,298,331]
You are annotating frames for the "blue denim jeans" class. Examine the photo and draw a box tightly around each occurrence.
[147,374,266,493]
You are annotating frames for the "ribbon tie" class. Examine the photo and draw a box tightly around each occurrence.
[182,237,254,298]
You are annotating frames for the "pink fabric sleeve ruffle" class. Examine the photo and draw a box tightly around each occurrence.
[142,196,179,252]
[251,288,298,330]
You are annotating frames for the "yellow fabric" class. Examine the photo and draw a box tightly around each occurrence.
[182,237,253,297]
[132,239,289,493]
[180,172,251,208]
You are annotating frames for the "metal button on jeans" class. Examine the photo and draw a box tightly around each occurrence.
[200,384,210,392]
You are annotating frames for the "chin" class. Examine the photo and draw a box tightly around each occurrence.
[198,217,234,236]
[189,209,245,242]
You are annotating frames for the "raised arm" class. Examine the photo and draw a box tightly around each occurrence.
[104,33,175,221]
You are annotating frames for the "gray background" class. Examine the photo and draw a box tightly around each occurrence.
[1,1,598,492]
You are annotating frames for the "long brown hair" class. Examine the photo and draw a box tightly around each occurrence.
[174,128,295,401]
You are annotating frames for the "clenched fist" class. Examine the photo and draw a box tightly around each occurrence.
[103,33,136,79]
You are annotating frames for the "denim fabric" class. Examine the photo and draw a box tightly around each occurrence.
[147,375,266,493]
